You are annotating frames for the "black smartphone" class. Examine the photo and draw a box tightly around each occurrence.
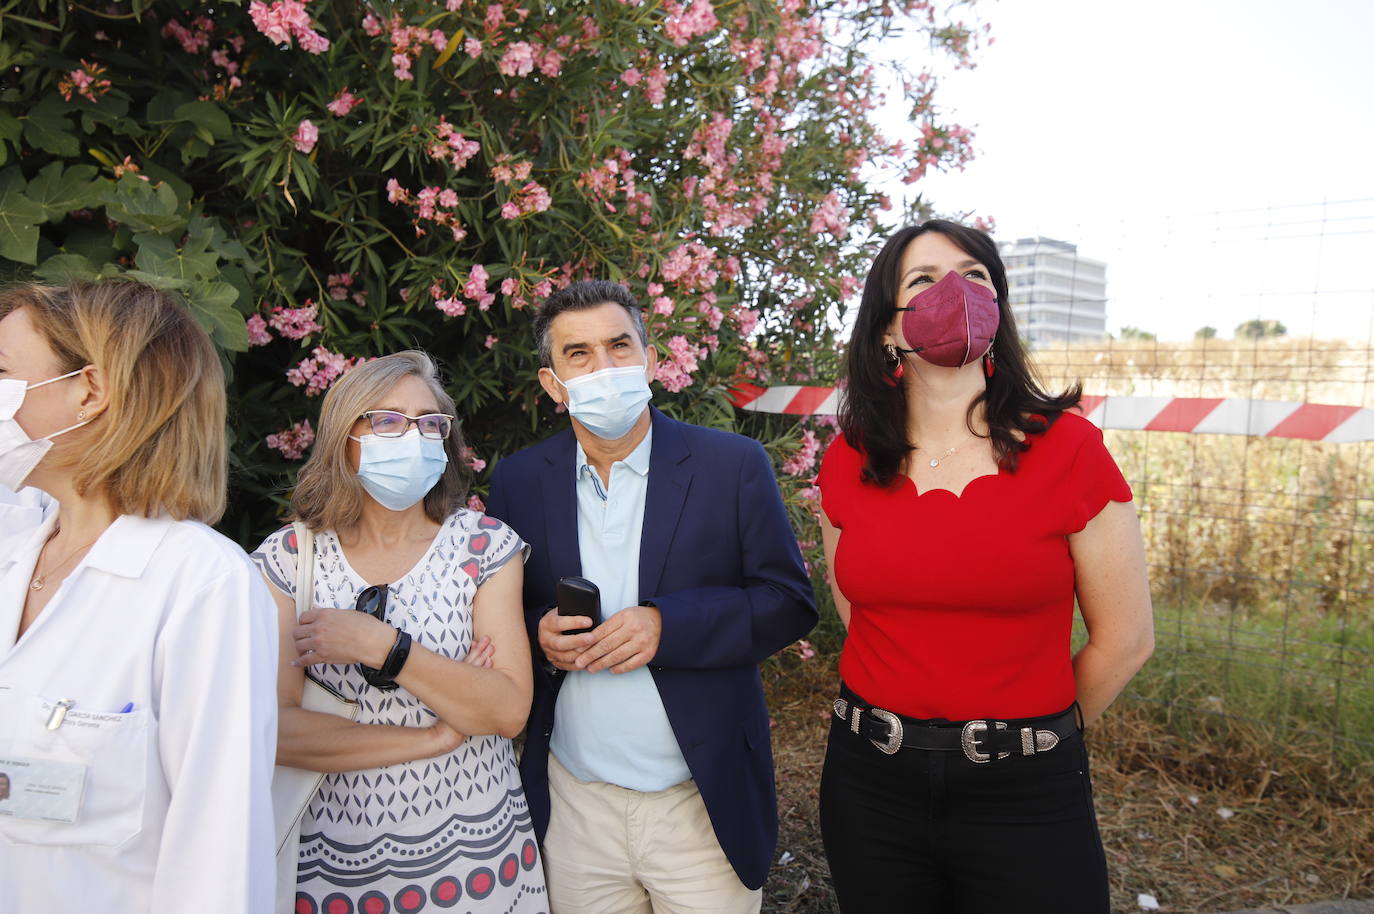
[557,575,602,636]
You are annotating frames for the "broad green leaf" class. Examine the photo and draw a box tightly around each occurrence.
[185,280,249,351]
[0,109,20,145]
[146,90,197,125]
[22,96,80,157]
[123,269,190,290]
[34,253,99,283]
[101,174,186,233]
[139,160,195,207]
[26,162,102,222]
[174,101,232,142]
[132,232,219,283]
[0,167,46,264]
[60,226,118,265]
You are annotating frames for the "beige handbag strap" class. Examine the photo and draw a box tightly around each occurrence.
[290,521,314,620]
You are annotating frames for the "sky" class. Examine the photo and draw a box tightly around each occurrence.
[880,0,1374,341]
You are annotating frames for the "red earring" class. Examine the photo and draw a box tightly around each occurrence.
[884,343,904,386]
[983,347,996,379]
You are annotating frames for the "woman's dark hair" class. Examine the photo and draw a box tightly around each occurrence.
[838,219,1081,486]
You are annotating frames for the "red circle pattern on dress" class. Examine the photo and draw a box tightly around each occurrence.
[393,885,426,913]
[466,867,495,900]
[430,875,461,908]
[359,890,390,914]
[321,893,353,914]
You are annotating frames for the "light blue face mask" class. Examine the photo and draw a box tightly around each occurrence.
[552,364,653,440]
[349,428,448,511]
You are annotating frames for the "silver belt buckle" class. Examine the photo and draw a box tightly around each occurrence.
[868,708,903,755]
[961,719,1010,763]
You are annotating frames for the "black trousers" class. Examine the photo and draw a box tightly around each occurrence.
[819,690,1110,914]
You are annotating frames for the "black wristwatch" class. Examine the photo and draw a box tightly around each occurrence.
[360,628,412,690]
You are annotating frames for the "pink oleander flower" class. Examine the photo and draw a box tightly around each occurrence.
[245,314,272,346]
[435,296,466,316]
[500,277,518,295]
[733,307,759,336]
[58,60,112,103]
[248,0,330,53]
[266,419,315,460]
[326,89,360,117]
[643,66,668,105]
[467,493,486,511]
[652,296,673,316]
[539,49,563,78]
[663,0,718,47]
[484,335,498,350]
[268,302,323,339]
[654,334,705,392]
[620,67,642,86]
[782,429,820,476]
[285,346,360,395]
[464,37,483,57]
[498,41,537,77]
[293,119,318,153]
[807,190,847,239]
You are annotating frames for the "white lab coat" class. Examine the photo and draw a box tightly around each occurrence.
[0,485,278,913]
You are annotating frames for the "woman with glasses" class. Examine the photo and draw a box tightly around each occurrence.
[0,281,277,913]
[252,350,547,913]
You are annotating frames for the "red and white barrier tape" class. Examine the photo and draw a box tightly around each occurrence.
[727,383,1374,442]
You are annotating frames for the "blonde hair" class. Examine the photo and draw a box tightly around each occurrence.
[0,281,227,522]
[291,350,468,532]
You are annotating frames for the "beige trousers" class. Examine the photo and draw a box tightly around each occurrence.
[543,754,763,914]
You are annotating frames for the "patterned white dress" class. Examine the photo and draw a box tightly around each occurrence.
[254,510,548,914]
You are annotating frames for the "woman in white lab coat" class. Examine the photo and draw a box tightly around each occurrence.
[0,281,278,913]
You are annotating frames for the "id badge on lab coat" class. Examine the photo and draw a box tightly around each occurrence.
[0,754,87,823]
[0,688,148,846]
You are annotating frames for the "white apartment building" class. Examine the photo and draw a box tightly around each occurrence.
[998,237,1108,345]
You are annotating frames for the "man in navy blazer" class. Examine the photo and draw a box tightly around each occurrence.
[485,280,816,912]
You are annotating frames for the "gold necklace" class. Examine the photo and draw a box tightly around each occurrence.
[30,530,104,592]
[915,433,978,469]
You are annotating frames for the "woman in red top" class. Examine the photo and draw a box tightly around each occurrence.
[816,220,1154,913]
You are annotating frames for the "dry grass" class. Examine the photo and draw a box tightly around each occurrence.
[759,660,1374,914]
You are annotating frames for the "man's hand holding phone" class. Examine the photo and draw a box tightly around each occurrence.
[542,576,661,674]
[538,610,597,671]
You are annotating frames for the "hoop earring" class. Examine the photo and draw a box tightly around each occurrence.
[883,343,904,385]
[983,345,996,379]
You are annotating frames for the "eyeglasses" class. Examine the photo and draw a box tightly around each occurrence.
[354,584,400,690]
[359,410,454,439]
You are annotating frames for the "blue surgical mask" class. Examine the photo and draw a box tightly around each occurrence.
[348,428,448,511]
[552,364,652,440]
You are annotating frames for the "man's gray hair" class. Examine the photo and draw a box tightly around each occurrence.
[533,280,648,368]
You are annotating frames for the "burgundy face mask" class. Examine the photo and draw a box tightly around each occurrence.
[894,270,1000,368]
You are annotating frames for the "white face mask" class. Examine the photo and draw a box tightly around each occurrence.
[0,368,90,491]
[347,428,449,512]
[551,364,652,440]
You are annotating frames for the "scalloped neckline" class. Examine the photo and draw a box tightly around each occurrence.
[900,467,1004,500]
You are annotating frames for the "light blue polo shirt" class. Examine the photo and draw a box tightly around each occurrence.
[549,427,692,791]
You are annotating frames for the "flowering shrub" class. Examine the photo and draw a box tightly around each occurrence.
[0,0,982,556]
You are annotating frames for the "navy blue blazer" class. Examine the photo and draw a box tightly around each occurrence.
[485,406,817,889]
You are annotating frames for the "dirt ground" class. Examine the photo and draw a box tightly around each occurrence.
[759,660,1374,914]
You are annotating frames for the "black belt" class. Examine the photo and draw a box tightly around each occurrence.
[832,686,1080,763]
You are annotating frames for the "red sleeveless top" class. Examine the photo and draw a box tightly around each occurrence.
[816,412,1132,720]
